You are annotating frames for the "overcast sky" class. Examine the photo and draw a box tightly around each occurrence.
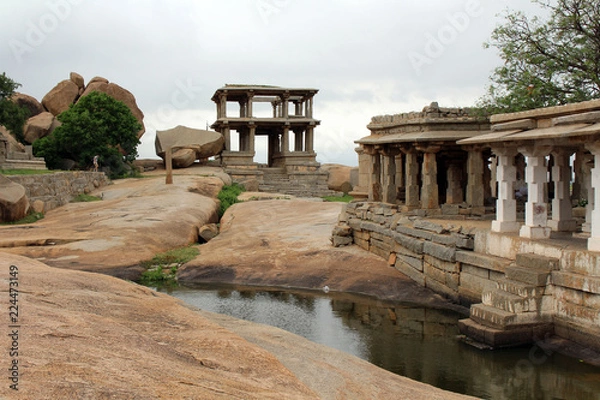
[1,0,543,166]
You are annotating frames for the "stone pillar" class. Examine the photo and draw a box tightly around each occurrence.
[368,149,382,202]
[582,153,594,233]
[490,155,498,198]
[294,129,303,152]
[223,125,231,151]
[586,143,600,251]
[305,126,314,153]
[446,162,463,205]
[165,147,173,185]
[491,147,520,233]
[466,147,485,208]
[295,101,302,116]
[247,93,254,118]
[403,148,420,210]
[306,96,314,118]
[248,124,256,154]
[418,145,440,210]
[572,150,588,203]
[272,102,278,118]
[219,93,227,118]
[382,149,400,204]
[239,101,246,118]
[518,146,552,239]
[281,125,290,154]
[282,93,289,119]
[548,148,576,232]
[395,153,405,203]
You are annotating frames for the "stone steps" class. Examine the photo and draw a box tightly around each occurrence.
[461,252,559,348]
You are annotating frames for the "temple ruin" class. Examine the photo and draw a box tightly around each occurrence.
[353,102,492,216]
[334,99,600,353]
[211,84,336,197]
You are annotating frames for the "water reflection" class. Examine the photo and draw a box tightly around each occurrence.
[161,285,600,400]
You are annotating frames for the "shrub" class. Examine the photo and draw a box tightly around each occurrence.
[217,183,245,218]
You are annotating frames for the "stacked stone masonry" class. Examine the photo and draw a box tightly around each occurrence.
[333,202,511,305]
[8,171,110,213]
[333,201,600,352]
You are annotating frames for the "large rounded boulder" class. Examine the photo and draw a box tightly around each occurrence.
[23,112,55,144]
[42,79,80,116]
[10,92,44,118]
[155,126,225,168]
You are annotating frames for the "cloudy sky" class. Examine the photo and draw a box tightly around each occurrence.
[1,0,542,166]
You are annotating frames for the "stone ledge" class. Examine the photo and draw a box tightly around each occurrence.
[456,250,511,273]
[552,271,600,295]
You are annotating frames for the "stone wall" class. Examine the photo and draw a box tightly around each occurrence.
[7,171,110,213]
[333,202,511,305]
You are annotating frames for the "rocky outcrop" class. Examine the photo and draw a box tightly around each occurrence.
[10,92,44,117]
[37,73,145,138]
[0,125,25,154]
[0,175,29,222]
[80,81,145,137]
[23,111,56,144]
[155,125,225,168]
[42,79,80,116]
[320,163,354,193]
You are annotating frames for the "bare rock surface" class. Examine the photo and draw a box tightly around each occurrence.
[0,168,475,399]
[0,174,223,279]
[179,199,462,308]
[0,125,25,153]
[0,253,318,400]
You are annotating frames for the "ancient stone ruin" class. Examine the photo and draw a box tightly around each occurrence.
[335,99,600,355]
[210,84,337,197]
[155,125,224,168]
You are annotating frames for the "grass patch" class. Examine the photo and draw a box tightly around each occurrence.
[139,245,200,286]
[71,194,102,203]
[217,183,245,218]
[1,212,44,225]
[0,169,55,175]
[323,194,354,203]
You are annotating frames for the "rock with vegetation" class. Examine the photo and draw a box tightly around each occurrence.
[10,92,44,117]
[0,175,29,222]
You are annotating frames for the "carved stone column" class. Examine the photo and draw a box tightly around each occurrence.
[395,153,405,203]
[382,148,400,204]
[281,125,290,154]
[491,146,520,233]
[248,124,256,154]
[446,161,463,205]
[305,126,314,153]
[518,145,553,239]
[417,145,441,210]
[465,146,485,209]
[548,148,576,232]
[403,148,420,210]
[586,143,600,251]
[294,129,303,152]
[364,146,382,202]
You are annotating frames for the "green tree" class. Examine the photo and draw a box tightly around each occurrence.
[479,0,600,113]
[0,72,28,142]
[34,91,141,178]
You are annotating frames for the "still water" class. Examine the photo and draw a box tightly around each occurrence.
[159,284,600,400]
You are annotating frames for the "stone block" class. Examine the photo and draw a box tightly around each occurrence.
[505,266,551,286]
[458,287,482,305]
[454,234,475,250]
[413,219,446,234]
[397,254,423,272]
[396,225,433,241]
[515,253,559,271]
[395,260,425,286]
[424,262,445,284]
[423,241,456,262]
[394,242,422,258]
[555,286,584,305]
[552,271,600,294]
[462,264,490,279]
[431,232,457,247]
[460,272,496,295]
[332,224,352,236]
[392,232,424,254]
[426,277,459,303]
[557,301,600,325]
[482,290,529,313]
[469,304,516,329]
[353,230,370,241]
[424,255,459,273]
[583,293,600,309]
[497,278,545,299]
[455,250,510,273]
[446,272,460,291]
[332,236,353,247]
[354,238,369,251]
